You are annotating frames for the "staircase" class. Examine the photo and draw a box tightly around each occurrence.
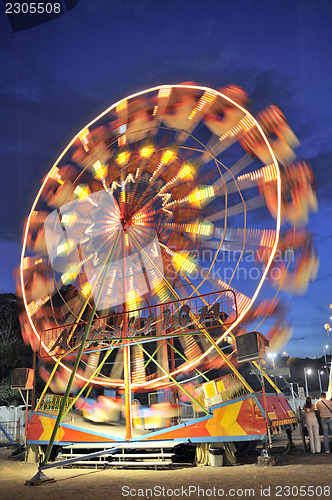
[56,440,195,469]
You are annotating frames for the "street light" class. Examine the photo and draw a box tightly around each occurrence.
[323,344,330,377]
[324,323,332,357]
[267,352,278,387]
[304,368,312,397]
[317,370,324,393]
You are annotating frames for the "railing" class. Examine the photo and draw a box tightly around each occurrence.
[214,373,250,401]
[189,373,250,409]
[37,393,75,415]
[189,384,205,409]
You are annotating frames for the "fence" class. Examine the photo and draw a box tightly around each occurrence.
[0,406,26,443]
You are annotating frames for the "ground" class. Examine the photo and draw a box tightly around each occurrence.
[0,431,331,500]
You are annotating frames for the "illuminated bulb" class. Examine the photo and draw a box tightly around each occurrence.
[184,222,213,236]
[158,86,171,98]
[116,152,130,165]
[151,149,176,181]
[92,160,107,180]
[61,213,76,226]
[161,150,174,163]
[81,282,91,297]
[74,184,90,199]
[61,264,81,284]
[189,91,216,119]
[121,181,126,203]
[118,135,127,146]
[57,240,75,256]
[49,166,64,184]
[188,185,214,203]
[140,146,154,158]
[178,164,193,179]
[155,282,169,303]
[78,128,89,151]
[127,290,137,311]
[172,252,196,274]
[116,100,127,112]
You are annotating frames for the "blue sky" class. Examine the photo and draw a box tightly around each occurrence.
[1,0,332,357]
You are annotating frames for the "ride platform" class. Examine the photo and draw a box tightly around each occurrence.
[26,392,296,448]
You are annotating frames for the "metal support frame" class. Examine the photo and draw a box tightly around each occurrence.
[138,344,210,415]
[40,232,121,467]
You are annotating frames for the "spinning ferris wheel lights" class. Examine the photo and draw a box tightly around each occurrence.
[17,82,319,403]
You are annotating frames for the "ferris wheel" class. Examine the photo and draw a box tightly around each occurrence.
[18,83,315,396]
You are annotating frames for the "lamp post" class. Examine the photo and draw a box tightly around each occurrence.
[324,323,332,357]
[267,352,277,388]
[304,368,312,397]
[323,344,330,377]
[317,370,324,393]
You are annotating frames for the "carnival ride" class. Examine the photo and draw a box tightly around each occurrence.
[17,84,317,469]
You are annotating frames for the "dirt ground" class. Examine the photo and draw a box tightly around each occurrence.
[0,432,331,500]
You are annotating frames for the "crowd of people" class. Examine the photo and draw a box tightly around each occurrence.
[303,392,332,454]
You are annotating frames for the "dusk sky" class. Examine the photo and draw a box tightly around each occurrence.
[1,0,332,359]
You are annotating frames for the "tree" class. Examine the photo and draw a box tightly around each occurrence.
[0,378,22,406]
[0,292,32,381]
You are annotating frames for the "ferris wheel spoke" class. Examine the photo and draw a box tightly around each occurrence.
[207,195,264,223]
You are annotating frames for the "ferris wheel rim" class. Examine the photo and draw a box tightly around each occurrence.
[19,83,282,389]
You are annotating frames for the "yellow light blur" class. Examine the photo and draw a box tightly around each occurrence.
[161,150,174,163]
[61,264,81,285]
[81,282,91,297]
[127,290,137,311]
[61,213,77,226]
[116,152,130,165]
[184,222,213,236]
[188,185,214,203]
[178,164,193,179]
[140,146,154,158]
[74,184,90,199]
[324,323,331,330]
[56,240,75,256]
[116,100,127,112]
[172,252,196,274]
[92,160,107,180]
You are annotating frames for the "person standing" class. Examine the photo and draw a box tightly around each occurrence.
[303,396,321,453]
[315,392,332,453]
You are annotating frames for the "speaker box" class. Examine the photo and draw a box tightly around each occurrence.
[236,331,269,362]
[11,368,34,390]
